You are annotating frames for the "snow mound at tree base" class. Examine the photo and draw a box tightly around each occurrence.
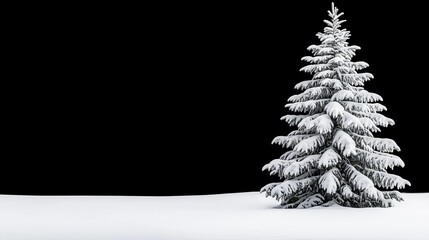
[0,192,427,240]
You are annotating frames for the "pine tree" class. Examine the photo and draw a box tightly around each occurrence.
[261,3,410,208]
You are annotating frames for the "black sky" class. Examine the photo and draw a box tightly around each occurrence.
[3,1,428,195]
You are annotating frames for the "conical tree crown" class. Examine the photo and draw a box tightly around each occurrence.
[261,3,410,208]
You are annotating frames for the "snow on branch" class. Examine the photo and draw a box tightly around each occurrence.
[290,129,314,135]
[335,66,354,74]
[333,129,356,156]
[320,78,343,90]
[294,78,342,91]
[363,169,411,189]
[268,176,319,200]
[299,114,334,134]
[325,101,345,119]
[298,113,323,129]
[323,27,333,33]
[355,148,405,170]
[294,80,320,90]
[297,194,325,208]
[283,155,321,178]
[280,115,308,126]
[301,55,333,64]
[336,19,346,25]
[368,103,387,112]
[355,90,383,103]
[286,99,330,113]
[313,114,334,134]
[340,184,360,200]
[342,73,374,85]
[288,87,332,102]
[316,32,337,43]
[331,90,354,101]
[345,45,361,51]
[300,64,331,74]
[334,12,344,20]
[343,45,361,56]
[351,133,400,153]
[323,19,333,27]
[272,134,316,148]
[319,167,341,194]
[281,194,310,208]
[260,182,280,196]
[351,111,395,127]
[307,45,335,56]
[320,36,336,45]
[318,147,341,168]
[262,159,284,172]
[345,61,369,70]
[294,135,326,153]
[279,150,304,160]
[340,111,365,131]
[382,190,404,202]
[358,117,381,132]
[314,70,336,79]
[342,102,387,113]
[328,56,346,65]
[342,102,370,112]
[261,156,316,179]
[345,164,381,200]
[262,159,294,177]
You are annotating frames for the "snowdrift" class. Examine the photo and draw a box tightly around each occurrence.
[0,192,427,240]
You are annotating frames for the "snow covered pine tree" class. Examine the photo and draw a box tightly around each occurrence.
[261,3,410,208]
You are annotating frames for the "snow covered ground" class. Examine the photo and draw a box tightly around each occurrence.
[0,192,428,240]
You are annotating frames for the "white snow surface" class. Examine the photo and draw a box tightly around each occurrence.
[0,192,428,240]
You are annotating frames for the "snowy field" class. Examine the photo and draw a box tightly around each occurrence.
[0,192,428,240]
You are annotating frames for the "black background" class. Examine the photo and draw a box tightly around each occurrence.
[3,0,428,195]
